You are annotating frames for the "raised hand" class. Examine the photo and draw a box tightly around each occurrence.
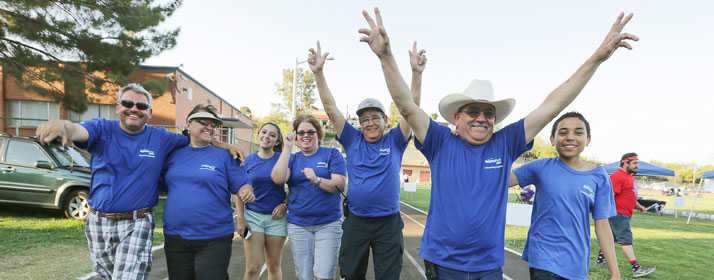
[409,41,427,73]
[359,7,391,58]
[284,132,296,148]
[593,12,638,63]
[308,41,330,73]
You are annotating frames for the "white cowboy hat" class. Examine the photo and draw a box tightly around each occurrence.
[438,79,515,125]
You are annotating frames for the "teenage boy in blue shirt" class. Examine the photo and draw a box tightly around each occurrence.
[359,8,638,279]
[36,84,243,279]
[307,40,425,279]
[510,112,620,280]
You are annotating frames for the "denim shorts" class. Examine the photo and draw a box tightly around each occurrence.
[287,219,343,280]
[609,213,633,244]
[244,209,287,237]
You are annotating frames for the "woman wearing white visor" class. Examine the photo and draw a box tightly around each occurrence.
[160,104,255,280]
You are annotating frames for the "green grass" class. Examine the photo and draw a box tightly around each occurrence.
[0,200,166,279]
[402,185,714,280]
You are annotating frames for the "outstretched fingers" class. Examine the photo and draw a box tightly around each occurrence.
[362,10,376,29]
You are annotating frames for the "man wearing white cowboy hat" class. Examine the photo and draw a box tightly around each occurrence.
[307,40,427,280]
[359,7,638,279]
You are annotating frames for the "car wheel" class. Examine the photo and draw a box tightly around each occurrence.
[64,189,89,220]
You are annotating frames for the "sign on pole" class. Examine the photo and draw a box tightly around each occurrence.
[404,182,417,192]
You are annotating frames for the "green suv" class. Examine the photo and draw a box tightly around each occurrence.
[0,133,91,220]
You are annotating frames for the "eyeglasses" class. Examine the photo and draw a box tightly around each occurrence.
[296,130,317,136]
[193,119,219,128]
[119,100,150,110]
[460,107,495,119]
[359,115,383,125]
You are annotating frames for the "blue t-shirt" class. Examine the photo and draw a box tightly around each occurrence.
[75,118,188,213]
[287,147,347,226]
[161,145,248,239]
[337,122,409,217]
[244,152,287,214]
[513,157,616,280]
[416,118,533,272]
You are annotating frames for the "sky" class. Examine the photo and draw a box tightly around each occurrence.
[145,0,714,166]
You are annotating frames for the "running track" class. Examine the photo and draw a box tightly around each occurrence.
[143,201,530,280]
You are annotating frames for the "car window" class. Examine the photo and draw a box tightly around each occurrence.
[49,146,91,168]
[5,140,51,166]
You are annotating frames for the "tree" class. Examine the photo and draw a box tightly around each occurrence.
[239,106,252,118]
[0,1,181,112]
[388,102,402,129]
[520,137,558,161]
[273,67,316,117]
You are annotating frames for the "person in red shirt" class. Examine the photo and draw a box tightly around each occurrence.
[596,152,656,278]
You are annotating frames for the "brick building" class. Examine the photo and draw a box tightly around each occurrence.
[0,65,256,151]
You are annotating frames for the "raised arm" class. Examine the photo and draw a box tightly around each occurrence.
[36,120,89,145]
[309,41,347,137]
[360,8,430,143]
[524,13,638,143]
[398,41,427,141]
[270,132,294,185]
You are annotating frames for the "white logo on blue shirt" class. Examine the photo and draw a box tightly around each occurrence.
[138,149,156,158]
[316,161,329,168]
[200,164,216,171]
[379,147,391,156]
[483,157,503,169]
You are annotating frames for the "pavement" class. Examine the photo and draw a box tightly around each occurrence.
[145,201,530,280]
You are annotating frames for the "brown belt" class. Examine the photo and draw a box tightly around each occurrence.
[89,207,153,221]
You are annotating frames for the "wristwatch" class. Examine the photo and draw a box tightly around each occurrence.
[315,177,321,185]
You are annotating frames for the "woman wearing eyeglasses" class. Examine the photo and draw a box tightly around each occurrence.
[160,104,255,280]
[235,122,289,280]
[271,114,347,280]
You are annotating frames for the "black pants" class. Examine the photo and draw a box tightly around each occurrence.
[164,234,233,280]
[339,211,404,280]
[529,267,568,280]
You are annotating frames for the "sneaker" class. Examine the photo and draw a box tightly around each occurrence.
[595,259,607,267]
[633,266,656,278]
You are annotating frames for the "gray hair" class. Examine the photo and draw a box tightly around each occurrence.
[117,83,153,108]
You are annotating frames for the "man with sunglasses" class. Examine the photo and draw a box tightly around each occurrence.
[359,8,638,279]
[307,40,425,279]
[36,83,243,279]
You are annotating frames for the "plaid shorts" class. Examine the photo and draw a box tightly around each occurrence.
[85,211,155,280]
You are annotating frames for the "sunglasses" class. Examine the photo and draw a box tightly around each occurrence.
[193,119,219,128]
[119,100,150,110]
[359,115,383,125]
[460,107,495,119]
[296,130,317,136]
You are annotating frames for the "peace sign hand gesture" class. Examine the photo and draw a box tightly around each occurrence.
[593,12,639,63]
[308,41,330,74]
[409,41,427,73]
[359,7,392,58]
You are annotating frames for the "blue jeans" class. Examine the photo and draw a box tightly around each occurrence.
[288,219,343,280]
[435,265,503,280]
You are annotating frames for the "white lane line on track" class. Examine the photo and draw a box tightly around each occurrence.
[258,237,290,278]
[400,201,517,280]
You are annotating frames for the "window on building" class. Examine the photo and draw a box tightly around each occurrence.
[69,104,118,122]
[5,100,60,127]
